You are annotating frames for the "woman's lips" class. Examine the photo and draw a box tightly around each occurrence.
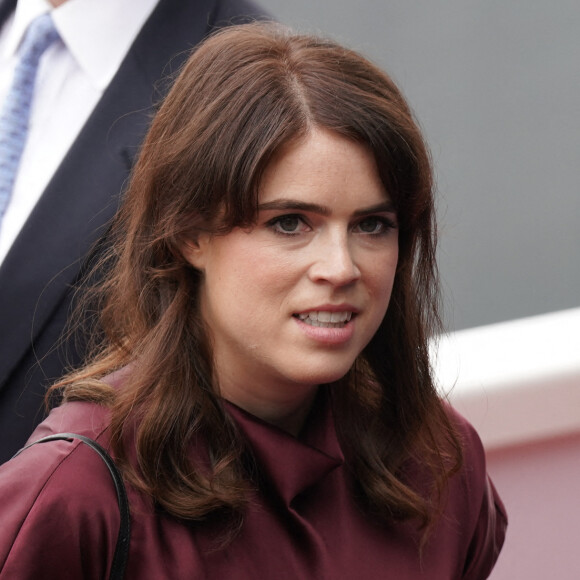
[293,310,357,344]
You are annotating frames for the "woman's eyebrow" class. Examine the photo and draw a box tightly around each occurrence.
[258,199,396,216]
[352,201,397,217]
[258,199,331,215]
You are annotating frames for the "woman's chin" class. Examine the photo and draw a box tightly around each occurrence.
[286,366,352,389]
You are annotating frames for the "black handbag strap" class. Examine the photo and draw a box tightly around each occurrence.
[15,433,131,580]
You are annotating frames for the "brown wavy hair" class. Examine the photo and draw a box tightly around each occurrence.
[54,23,462,534]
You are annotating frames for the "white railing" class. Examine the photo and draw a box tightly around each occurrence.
[431,307,580,449]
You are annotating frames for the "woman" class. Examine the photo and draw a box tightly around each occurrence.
[0,23,506,579]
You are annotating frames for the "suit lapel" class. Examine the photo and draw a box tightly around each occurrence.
[0,0,215,387]
[0,0,16,26]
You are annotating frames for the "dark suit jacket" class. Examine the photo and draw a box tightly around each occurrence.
[0,0,267,463]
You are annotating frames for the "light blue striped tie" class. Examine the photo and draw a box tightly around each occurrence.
[0,13,59,228]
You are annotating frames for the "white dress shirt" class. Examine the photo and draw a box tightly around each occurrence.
[0,0,158,265]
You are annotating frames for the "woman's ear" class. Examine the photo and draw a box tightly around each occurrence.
[179,235,210,271]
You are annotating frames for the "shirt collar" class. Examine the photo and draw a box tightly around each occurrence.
[4,0,158,90]
[2,0,50,58]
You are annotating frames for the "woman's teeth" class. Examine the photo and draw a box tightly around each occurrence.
[296,311,353,328]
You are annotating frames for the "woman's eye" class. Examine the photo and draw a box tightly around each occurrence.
[356,216,396,235]
[269,215,307,234]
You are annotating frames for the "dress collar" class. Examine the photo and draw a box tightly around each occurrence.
[225,391,344,505]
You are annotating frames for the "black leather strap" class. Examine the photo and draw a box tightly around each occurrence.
[15,433,130,579]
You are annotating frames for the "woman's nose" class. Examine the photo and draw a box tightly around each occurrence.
[307,233,361,286]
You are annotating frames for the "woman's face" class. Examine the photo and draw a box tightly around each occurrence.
[182,129,398,425]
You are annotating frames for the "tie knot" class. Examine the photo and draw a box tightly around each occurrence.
[18,13,60,64]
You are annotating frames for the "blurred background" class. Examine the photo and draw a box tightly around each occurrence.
[262,1,580,578]
[264,0,579,332]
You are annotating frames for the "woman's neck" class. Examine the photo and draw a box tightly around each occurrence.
[222,384,319,437]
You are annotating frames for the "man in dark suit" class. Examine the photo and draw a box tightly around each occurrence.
[0,0,268,463]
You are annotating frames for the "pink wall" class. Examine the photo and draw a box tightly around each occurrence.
[486,432,580,579]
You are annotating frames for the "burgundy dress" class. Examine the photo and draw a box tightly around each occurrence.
[0,390,506,579]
